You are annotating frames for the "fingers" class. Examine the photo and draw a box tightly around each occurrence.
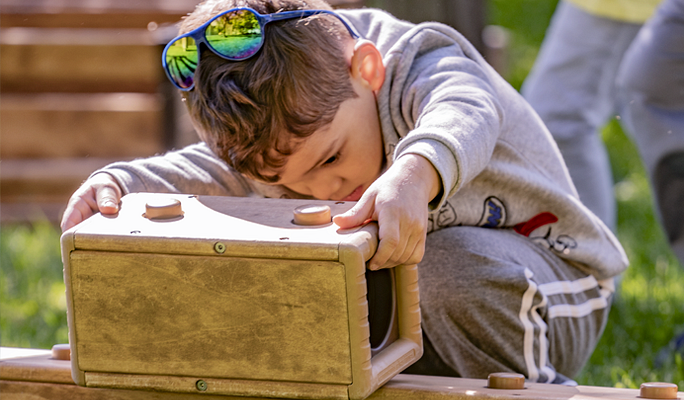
[369,209,426,270]
[95,184,122,215]
[61,198,93,232]
[60,173,122,232]
[333,194,375,229]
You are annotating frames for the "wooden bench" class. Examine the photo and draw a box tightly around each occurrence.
[1,347,679,400]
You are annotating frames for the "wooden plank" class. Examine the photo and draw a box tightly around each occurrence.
[2,351,681,400]
[0,93,163,159]
[0,0,365,29]
[2,349,682,399]
[0,354,73,384]
[0,157,126,202]
[0,0,362,13]
[0,29,163,93]
[0,157,128,223]
[1,380,246,400]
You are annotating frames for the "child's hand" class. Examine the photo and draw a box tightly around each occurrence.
[60,173,122,232]
[333,154,441,270]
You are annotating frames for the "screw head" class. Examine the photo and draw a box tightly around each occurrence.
[196,380,208,391]
[214,242,226,254]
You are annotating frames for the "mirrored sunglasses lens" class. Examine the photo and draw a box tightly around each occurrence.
[165,36,199,89]
[206,9,263,59]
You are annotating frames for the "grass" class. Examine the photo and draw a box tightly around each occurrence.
[0,221,68,349]
[2,0,684,391]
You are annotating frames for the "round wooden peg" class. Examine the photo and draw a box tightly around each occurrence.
[293,204,331,226]
[487,372,525,390]
[51,344,71,361]
[145,198,183,219]
[640,382,678,399]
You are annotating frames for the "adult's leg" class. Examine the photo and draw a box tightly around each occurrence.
[415,226,613,384]
[617,0,684,265]
[522,1,642,231]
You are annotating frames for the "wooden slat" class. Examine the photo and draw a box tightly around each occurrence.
[0,93,163,159]
[0,29,164,93]
[0,157,125,202]
[0,157,128,223]
[0,0,365,29]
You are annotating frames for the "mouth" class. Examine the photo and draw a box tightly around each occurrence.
[341,185,364,202]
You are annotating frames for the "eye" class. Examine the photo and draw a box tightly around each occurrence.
[323,152,340,166]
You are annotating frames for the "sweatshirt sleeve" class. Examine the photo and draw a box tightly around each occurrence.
[378,22,505,210]
[94,142,256,197]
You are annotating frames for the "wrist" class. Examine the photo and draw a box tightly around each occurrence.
[395,154,442,203]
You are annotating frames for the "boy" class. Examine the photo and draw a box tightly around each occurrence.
[61,0,628,384]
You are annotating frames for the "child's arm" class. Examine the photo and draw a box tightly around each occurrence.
[333,153,441,270]
[61,173,122,232]
[60,143,302,232]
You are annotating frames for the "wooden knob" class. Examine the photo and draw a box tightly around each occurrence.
[293,204,331,226]
[640,382,678,399]
[487,372,525,390]
[51,344,71,361]
[145,198,183,219]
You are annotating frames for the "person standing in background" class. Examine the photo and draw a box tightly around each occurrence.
[616,0,684,268]
[522,0,661,232]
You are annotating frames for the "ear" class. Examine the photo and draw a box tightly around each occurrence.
[350,40,385,92]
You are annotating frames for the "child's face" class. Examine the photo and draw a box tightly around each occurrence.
[268,77,385,201]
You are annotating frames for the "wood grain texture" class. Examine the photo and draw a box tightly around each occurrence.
[70,252,352,384]
[61,194,421,399]
[2,351,683,399]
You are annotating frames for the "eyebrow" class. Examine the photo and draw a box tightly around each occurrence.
[306,137,341,174]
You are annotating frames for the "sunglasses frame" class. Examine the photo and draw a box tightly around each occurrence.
[162,7,361,91]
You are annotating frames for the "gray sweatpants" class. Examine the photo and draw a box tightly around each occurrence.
[406,226,613,384]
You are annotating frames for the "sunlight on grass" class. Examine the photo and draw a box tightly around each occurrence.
[575,121,684,388]
[0,221,68,349]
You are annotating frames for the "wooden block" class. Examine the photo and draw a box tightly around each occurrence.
[0,93,163,159]
[61,194,423,400]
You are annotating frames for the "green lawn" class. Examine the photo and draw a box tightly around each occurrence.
[2,0,684,390]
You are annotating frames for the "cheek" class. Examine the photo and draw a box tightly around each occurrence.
[283,182,311,196]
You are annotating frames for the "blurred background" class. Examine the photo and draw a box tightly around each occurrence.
[1,0,683,389]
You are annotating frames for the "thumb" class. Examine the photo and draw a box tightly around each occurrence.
[333,197,375,229]
[96,185,121,215]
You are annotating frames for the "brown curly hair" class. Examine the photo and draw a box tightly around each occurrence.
[179,0,358,182]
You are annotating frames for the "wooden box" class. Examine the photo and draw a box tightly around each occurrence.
[60,193,422,400]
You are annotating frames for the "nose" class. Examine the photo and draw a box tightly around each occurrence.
[309,173,343,200]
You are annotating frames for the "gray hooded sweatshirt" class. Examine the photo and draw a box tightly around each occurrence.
[96,8,628,281]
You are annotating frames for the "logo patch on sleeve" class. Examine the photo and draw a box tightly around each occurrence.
[478,197,507,228]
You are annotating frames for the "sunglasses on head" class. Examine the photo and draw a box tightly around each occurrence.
[162,7,361,91]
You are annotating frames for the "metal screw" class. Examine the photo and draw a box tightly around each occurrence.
[214,242,226,254]
[196,380,208,391]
